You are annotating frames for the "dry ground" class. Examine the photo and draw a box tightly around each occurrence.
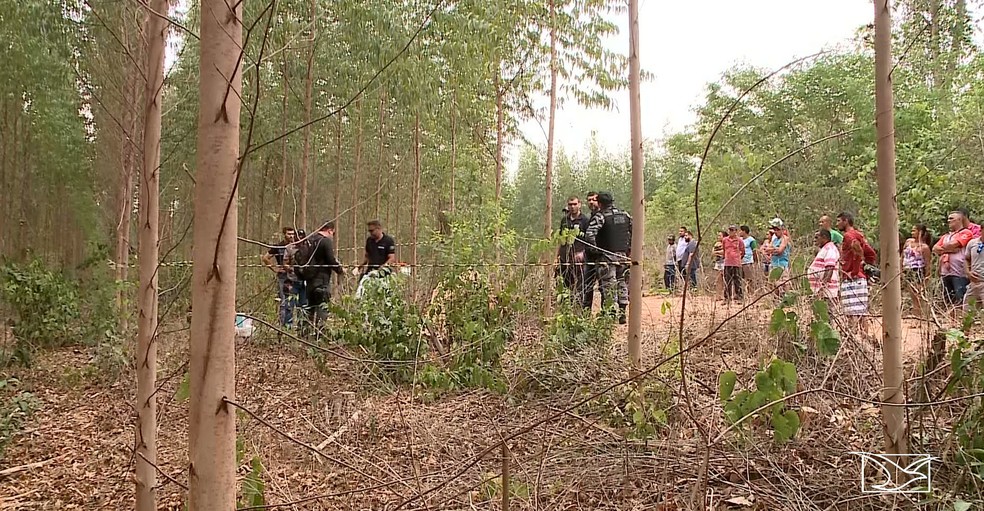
[0,291,971,510]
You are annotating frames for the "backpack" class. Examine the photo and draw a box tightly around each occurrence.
[292,234,321,281]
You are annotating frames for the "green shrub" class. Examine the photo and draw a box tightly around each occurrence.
[327,273,424,384]
[0,259,81,365]
[426,269,519,391]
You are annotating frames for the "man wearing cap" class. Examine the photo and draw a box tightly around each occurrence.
[583,192,632,324]
[664,235,678,291]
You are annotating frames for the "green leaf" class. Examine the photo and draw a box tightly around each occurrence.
[175,372,190,403]
[771,409,801,443]
[754,370,777,396]
[813,322,841,356]
[718,371,737,402]
[661,300,671,314]
[953,501,972,511]
[769,309,786,334]
[769,267,785,282]
[811,299,829,322]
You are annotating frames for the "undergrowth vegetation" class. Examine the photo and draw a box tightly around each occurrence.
[0,255,127,373]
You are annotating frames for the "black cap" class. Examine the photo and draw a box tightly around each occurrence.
[597,192,614,206]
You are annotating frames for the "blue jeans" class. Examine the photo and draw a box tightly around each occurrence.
[664,264,677,289]
[943,275,970,306]
[276,274,292,326]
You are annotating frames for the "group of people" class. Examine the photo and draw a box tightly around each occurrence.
[261,219,397,330]
[660,207,984,333]
[556,192,633,324]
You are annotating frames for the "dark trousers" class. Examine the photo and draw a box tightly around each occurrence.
[305,284,331,328]
[559,260,584,301]
[581,262,598,309]
[724,265,743,301]
[678,260,698,289]
[664,264,677,289]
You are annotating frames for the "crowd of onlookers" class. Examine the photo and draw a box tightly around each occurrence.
[662,208,984,328]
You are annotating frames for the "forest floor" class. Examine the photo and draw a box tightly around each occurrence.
[0,291,968,510]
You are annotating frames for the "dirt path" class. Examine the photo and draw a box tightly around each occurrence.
[635,292,934,360]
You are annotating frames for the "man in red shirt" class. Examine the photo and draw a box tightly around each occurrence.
[722,225,745,302]
[836,212,877,334]
[934,210,974,315]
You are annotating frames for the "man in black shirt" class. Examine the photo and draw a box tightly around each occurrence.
[305,220,344,328]
[360,219,397,277]
[557,195,590,302]
[260,226,296,326]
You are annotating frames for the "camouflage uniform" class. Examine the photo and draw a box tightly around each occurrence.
[583,200,632,320]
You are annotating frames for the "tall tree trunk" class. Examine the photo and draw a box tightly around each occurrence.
[0,101,7,255]
[375,92,386,219]
[543,0,559,315]
[189,0,241,507]
[277,57,289,228]
[333,116,341,220]
[411,114,421,270]
[626,0,644,374]
[257,156,270,240]
[450,101,456,216]
[494,73,504,203]
[300,0,316,230]
[116,56,139,331]
[352,100,363,256]
[873,0,908,458]
[135,1,167,508]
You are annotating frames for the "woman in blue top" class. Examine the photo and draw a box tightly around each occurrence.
[763,218,792,291]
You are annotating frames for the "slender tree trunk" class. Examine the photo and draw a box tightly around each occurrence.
[189,0,241,507]
[277,57,289,228]
[352,100,363,255]
[116,59,139,331]
[0,100,8,254]
[450,101,456,216]
[494,73,504,203]
[333,116,341,220]
[257,156,270,240]
[135,2,167,508]
[375,91,386,219]
[873,0,908,458]
[300,0,316,230]
[626,0,644,374]
[543,0,559,315]
[411,114,421,270]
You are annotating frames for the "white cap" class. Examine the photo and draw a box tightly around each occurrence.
[769,217,784,228]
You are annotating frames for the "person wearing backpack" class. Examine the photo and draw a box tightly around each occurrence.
[836,212,877,338]
[294,220,344,330]
[261,227,297,326]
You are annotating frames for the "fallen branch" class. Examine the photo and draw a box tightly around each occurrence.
[0,456,59,478]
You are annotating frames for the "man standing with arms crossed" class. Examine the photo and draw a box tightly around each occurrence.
[557,195,590,302]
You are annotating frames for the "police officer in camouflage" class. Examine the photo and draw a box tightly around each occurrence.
[583,192,632,324]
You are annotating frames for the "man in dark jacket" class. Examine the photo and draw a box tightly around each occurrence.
[557,195,590,301]
[303,220,344,328]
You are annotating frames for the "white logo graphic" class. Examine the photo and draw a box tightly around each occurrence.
[850,452,937,493]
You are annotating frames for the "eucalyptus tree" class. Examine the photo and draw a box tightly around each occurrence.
[188,0,241,506]
[874,0,908,459]
[135,2,168,508]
